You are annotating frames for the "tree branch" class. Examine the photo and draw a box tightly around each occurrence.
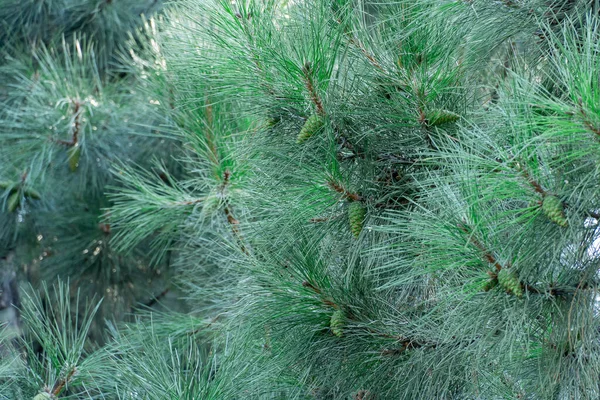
[327,180,362,202]
[302,63,325,116]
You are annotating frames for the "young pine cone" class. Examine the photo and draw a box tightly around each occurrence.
[330,309,344,338]
[426,109,460,127]
[348,202,366,238]
[297,114,324,143]
[497,268,523,297]
[542,195,568,227]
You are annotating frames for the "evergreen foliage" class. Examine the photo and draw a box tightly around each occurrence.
[3,0,600,399]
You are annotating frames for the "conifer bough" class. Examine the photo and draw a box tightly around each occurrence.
[3,0,600,398]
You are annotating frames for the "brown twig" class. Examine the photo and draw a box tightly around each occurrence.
[302,280,322,294]
[354,389,374,400]
[517,166,547,196]
[302,280,338,308]
[221,170,248,255]
[347,36,384,72]
[577,97,600,136]
[327,180,362,202]
[495,158,547,196]
[302,63,325,116]
[51,366,77,396]
[457,222,504,272]
[145,287,170,308]
[55,100,83,147]
[98,223,111,234]
[381,338,436,356]
[310,216,336,223]
[332,13,384,72]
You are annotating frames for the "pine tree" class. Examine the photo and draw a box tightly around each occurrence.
[3,0,600,399]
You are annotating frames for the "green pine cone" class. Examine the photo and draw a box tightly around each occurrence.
[542,195,568,227]
[330,309,344,338]
[297,114,324,143]
[426,109,460,127]
[67,145,81,172]
[497,268,523,297]
[7,192,19,213]
[348,202,366,238]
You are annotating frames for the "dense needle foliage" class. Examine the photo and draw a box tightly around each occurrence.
[2,0,600,399]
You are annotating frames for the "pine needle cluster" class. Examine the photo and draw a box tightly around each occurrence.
[3,0,600,399]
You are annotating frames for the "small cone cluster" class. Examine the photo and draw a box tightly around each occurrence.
[297,114,324,143]
[497,268,523,297]
[330,309,344,338]
[542,195,568,227]
[348,202,366,238]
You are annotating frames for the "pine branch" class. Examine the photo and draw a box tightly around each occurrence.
[221,169,248,255]
[330,4,384,72]
[53,99,83,147]
[515,163,547,196]
[457,222,504,273]
[302,280,338,309]
[144,287,170,308]
[458,222,592,297]
[326,179,362,202]
[577,97,600,136]
[51,366,77,396]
